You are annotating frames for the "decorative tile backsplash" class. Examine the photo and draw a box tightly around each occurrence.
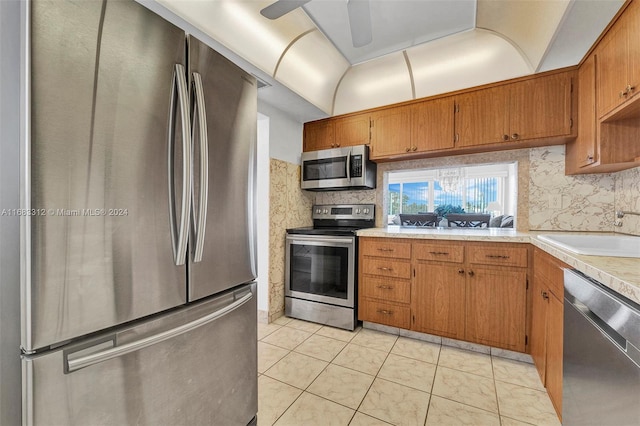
[268,158,313,322]
[529,146,616,232]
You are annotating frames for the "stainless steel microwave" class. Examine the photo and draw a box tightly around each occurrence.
[300,145,377,191]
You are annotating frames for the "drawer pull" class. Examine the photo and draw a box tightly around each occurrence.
[458,269,465,275]
[377,267,393,272]
[377,248,395,252]
[468,270,475,277]
[376,285,394,289]
[376,309,394,315]
[486,254,510,259]
[429,251,449,255]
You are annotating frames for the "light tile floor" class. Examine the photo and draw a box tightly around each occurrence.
[258,317,561,426]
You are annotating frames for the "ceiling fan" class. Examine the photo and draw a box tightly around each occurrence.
[260,0,373,48]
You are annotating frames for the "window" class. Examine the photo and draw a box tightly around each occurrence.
[387,163,517,225]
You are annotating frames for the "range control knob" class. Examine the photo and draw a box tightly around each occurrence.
[355,209,361,214]
[363,208,370,214]
[315,208,322,214]
[323,209,329,214]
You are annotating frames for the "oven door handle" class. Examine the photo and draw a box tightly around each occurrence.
[286,236,354,245]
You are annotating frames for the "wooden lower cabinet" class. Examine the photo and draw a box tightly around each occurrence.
[531,248,566,420]
[412,263,465,339]
[359,237,530,353]
[465,267,527,352]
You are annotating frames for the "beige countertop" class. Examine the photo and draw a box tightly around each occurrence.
[356,227,640,305]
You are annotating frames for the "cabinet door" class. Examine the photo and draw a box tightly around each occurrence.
[334,113,370,147]
[303,120,335,151]
[509,72,573,141]
[411,97,455,153]
[575,54,598,167]
[597,23,628,117]
[625,0,640,102]
[465,267,527,352]
[455,86,509,147]
[412,263,466,339]
[530,277,548,385]
[546,292,564,419]
[370,106,412,159]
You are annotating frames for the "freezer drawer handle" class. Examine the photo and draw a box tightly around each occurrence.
[65,291,253,373]
[167,63,192,266]
[191,72,209,263]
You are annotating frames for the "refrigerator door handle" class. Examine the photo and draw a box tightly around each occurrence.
[191,72,208,263]
[168,63,192,266]
[65,290,253,373]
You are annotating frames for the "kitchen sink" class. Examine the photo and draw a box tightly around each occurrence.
[537,234,640,258]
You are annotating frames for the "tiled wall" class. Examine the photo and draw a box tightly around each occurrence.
[313,144,639,234]
[615,166,640,236]
[267,158,313,322]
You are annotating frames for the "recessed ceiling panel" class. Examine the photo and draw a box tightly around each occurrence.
[333,51,412,115]
[408,30,531,99]
[303,0,476,65]
[276,30,350,114]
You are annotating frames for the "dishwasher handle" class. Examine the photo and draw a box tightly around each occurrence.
[564,269,640,358]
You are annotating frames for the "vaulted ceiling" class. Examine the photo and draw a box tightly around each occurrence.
[155,0,624,120]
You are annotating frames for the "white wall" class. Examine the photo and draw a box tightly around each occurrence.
[258,100,303,164]
[256,114,270,315]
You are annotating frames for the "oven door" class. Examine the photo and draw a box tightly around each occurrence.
[285,234,355,308]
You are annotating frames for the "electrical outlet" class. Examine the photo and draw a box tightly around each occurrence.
[549,194,563,209]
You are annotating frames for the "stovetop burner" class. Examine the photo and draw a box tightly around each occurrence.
[286,203,375,236]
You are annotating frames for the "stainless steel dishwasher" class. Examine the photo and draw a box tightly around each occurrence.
[563,269,640,426]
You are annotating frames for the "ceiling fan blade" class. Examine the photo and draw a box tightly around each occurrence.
[260,0,312,19]
[347,0,372,47]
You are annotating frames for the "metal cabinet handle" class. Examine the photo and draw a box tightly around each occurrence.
[167,63,192,266]
[541,291,549,300]
[376,285,394,289]
[412,146,417,151]
[503,134,509,141]
[376,309,394,315]
[458,269,465,275]
[336,143,341,147]
[405,147,410,152]
[191,72,208,263]
[468,270,475,277]
[628,85,635,93]
[429,251,449,255]
[586,155,594,161]
[378,267,393,272]
[66,291,253,373]
[377,248,395,252]
[486,254,510,259]
[511,133,519,140]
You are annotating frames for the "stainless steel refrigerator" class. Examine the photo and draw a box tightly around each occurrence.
[4,0,258,424]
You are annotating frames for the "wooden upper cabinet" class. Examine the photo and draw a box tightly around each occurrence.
[571,53,598,169]
[302,113,369,152]
[334,113,370,148]
[303,120,335,151]
[411,97,455,153]
[455,85,510,147]
[369,106,411,159]
[597,0,640,117]
[509,71,573,141]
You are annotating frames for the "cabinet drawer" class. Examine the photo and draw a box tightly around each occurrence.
[413,243,464,263]
[360,238,411,259]
[362,258,411,279]
[359,300,410,329]
[360,277,411,304]
[468,245,528,268]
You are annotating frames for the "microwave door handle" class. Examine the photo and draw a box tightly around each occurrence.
[346,149,351,181]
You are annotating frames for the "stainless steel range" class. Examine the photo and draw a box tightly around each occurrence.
[285,204,375,330]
